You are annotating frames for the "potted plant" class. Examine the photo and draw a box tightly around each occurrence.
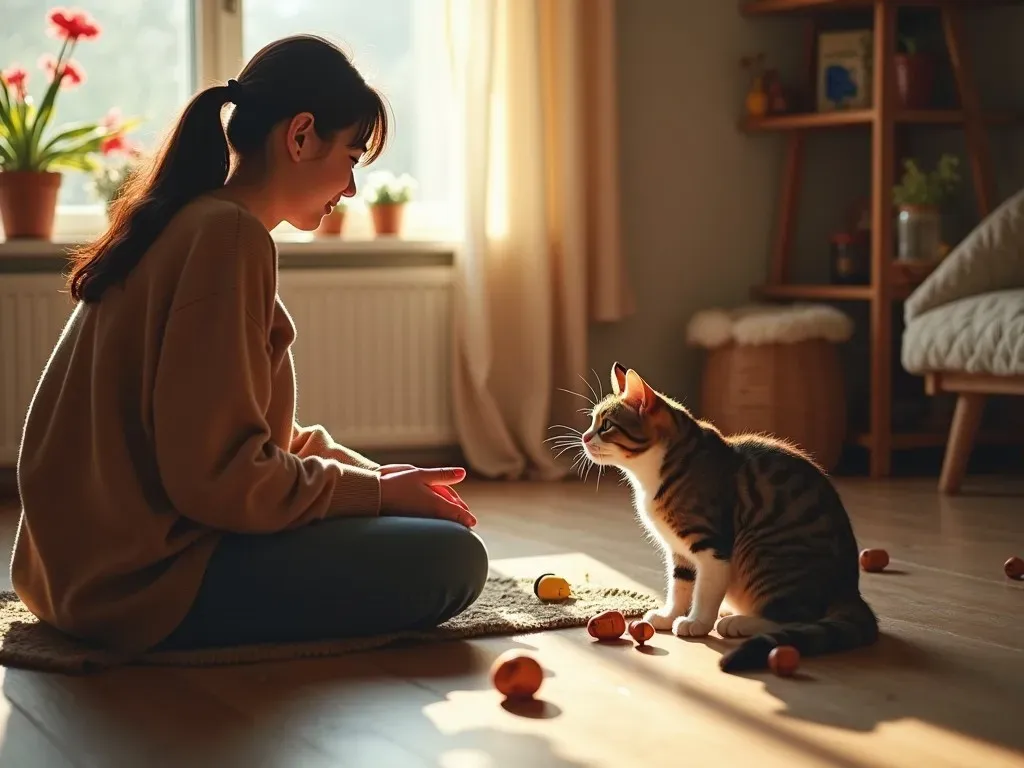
[894,36,936,110]
[892,153,960,263]
[363,171,417,237]
[315,200,346,237]
[0,7,136,239]
[86,109,143,218]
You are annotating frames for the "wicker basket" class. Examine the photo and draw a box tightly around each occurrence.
[688,304,852,472]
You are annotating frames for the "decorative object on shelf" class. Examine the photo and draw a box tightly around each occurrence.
[829,231,870,285]
[894,36,936,110]
[686,303,855,472]
[817,30,873,112]
[893,153,961,262]
[740,53,769,118]
[763,69,791,115]
[363,170,416,237]
[0,7,137,240]
[315,202,346,238]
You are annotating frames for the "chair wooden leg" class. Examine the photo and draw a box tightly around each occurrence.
[939,393,986,495]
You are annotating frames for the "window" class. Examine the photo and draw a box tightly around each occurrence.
[2,0,452,242]
[1,0,195,209]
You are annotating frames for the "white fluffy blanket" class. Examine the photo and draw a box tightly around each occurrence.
[686,303,855,349]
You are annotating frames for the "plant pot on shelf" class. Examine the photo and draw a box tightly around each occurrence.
[894,53,936,109]
[896,204,942,262]
[370,203,404,236]
[0,171,62,239]
[315,206,345,237]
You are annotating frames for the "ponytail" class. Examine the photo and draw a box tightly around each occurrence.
[68,84,233,302]
[67,35,389,303]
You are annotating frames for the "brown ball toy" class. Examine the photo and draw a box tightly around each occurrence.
[587,610,626,640]
[859,548,889,573]
[1004,556,1024,581]
[768,645,800,677]
[490,650,544,699]
[628,619,655,646]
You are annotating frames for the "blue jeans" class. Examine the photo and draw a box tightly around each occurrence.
[159,516,489,649]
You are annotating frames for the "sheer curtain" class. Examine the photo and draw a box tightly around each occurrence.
[444,0,633,480]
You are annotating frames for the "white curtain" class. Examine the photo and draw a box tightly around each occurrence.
[444,0,632,480]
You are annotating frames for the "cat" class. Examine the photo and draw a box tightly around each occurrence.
[578,362,878,672]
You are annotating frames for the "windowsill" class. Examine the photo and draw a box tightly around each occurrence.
[0,232,458,273]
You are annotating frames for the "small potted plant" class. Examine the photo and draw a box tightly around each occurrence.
[0,7,136,239]
[892,153,960,263]
[894,36,936,110]
[315,200,346,237]
[86,109,143,218]
[363,170,417,237]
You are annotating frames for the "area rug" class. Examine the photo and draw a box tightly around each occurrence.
[0,575,659,674]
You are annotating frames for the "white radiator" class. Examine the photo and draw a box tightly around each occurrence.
[0,266,457,465]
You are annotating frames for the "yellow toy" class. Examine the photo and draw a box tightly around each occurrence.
[533,573,572,602]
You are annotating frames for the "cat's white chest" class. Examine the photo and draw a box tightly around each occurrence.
[623,446,688,554]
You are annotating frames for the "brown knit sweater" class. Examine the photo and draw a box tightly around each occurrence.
[12,195,382,655]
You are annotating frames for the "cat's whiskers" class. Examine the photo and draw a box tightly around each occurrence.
[557,387,595,407]
[577,374,600,407]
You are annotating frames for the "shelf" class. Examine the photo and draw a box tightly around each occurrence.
[740,109,1023,133]
[741,0,1018,16]
[754,284,872,301]
[852,429,1023,450]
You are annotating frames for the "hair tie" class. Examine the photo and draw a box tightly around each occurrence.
[225,78,244,105]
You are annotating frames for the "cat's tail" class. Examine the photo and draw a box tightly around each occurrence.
[718,596,879,674]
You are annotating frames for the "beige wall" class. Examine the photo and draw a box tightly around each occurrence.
[593,0,1024,410]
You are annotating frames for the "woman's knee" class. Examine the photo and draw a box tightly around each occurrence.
[432,522,489,618]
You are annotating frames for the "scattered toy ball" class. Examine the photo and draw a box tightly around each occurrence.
[768,645,800,677]
[490,650,544,699]
[587,610,626,641]
[1004,556,1024,581]
[628,619,655,646]
[534,574,572,602]
[859,548,889,573]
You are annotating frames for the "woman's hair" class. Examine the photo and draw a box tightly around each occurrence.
[67,34,389,302]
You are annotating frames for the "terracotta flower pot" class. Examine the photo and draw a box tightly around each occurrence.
[894,53,936,109]
[315,207,345,237]
[0,171,62,239]
[370,203,404,236]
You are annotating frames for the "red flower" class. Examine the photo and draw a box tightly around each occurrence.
[100,134,137,155]
[1,65,28,100]
[47,7,101,40]
[39,54,86,88]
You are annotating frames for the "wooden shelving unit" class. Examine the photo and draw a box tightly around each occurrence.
[740,0,1018,477]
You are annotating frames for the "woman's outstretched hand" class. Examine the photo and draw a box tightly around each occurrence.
[376,464,476,527]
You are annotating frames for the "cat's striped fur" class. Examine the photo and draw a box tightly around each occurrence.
[580,363,878,672]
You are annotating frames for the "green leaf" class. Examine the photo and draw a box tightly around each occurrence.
[35,134,107,171]
[26,37,71,166]
[46,153,99,173]
[37,121,103,156]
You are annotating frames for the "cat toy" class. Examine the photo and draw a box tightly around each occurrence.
[490,650,544,700]
[533,573,572,602]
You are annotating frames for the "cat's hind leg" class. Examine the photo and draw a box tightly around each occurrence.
[644,553,695,631]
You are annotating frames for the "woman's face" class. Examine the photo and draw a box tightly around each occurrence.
[278,116,365,231]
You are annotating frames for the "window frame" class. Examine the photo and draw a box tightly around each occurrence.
[49,0,454,246]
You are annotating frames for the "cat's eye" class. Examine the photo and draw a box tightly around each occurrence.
[598,420,614,434]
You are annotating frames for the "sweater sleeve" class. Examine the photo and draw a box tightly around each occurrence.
[152,213,380,533]
[290,422,381,471]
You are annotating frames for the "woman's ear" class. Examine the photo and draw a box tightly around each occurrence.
[286,112,316,162]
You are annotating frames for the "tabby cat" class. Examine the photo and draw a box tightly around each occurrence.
[578,362,878,672]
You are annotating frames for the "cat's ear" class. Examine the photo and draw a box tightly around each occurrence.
[623,369,659,413]
[610,362,627,395]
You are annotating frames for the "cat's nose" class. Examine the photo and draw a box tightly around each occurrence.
[582,432,594,443]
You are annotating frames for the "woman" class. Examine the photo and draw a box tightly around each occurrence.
[12,34,488,655]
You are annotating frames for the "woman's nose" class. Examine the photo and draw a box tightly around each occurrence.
[342,177,357,198]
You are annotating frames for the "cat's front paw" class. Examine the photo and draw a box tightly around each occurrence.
[716,614,777,639]
[643,609,681,631]
[671,615,713,638]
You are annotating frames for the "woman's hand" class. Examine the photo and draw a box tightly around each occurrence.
[377,464,476,527]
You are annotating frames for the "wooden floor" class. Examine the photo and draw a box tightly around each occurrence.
[0,475,1021,768]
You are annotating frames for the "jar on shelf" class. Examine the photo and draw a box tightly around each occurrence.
[829,231,869,284]
[896,204,942,262]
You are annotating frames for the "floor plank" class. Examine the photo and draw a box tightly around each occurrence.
[0,476,1021,767]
